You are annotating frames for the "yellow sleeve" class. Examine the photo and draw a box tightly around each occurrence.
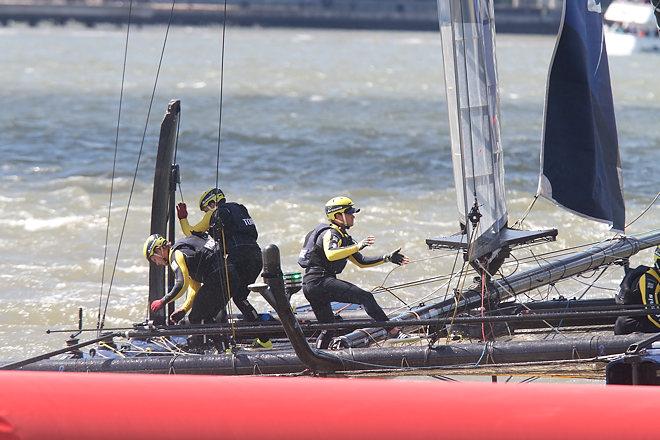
[323,229,359,261]
[179,209,214,236]
[179,218,192,236]
[181,280,202,312]
[168,250,190,303]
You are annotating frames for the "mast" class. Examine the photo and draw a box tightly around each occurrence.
[148,99,180,325]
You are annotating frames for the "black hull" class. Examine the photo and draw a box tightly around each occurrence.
[20,334,644,376]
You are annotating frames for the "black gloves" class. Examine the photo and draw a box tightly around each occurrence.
[383,248,406,265]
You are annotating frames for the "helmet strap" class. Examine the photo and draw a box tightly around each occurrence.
[330,214,345,229]
[339,213,351,229]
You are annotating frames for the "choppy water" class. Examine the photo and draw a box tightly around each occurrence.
[0,24,658,359]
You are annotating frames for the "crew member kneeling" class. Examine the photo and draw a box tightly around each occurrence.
[299,196,409,348]
[614,246,660,335]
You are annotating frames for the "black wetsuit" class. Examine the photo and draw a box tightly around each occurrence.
[210,202,263,325]
[614,267,660,335]
[165,233,229,324]
[301,223,388,348]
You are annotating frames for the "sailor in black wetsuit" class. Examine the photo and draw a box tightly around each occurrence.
[207,193,270,348]
[144,233,228,326]
[299,196,409,348]
[614,246,660,335]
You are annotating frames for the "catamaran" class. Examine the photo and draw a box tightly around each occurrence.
[1,0,658,385]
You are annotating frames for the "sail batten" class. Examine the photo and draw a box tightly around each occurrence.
[539,0,625,232]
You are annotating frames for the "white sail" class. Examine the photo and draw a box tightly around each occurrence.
[437,0,508,260]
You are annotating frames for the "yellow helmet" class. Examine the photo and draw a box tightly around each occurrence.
[198,188,225,211]
[143,234,167,261]
[325,196,360,221]
[654,246,660,271]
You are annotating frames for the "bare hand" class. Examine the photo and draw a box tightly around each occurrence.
[358,235,376,250]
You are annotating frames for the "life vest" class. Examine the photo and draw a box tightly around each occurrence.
[170,233,220,283]
[615,265,649,305]
[298,223,332,269]
[298,223,352,275]
[210,202,258,249]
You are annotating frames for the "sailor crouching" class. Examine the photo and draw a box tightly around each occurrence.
[299,196,409,349]
[143,233,229,327]
[614,246,660,335]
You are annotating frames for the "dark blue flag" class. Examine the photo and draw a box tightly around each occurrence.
[538,0,625,231]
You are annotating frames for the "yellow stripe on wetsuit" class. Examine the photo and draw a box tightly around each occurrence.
[322,224,384,268]
[162,249,200,313]
[640,270,660,329]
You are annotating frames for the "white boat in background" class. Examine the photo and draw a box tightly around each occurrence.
[604,0,660,55]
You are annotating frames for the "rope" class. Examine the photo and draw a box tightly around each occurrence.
[625,191,659,229]
[366,239,602,298]
[220,228,238,342]
[478,262,567,338]
[98,0,178,330]
[444,260,471,343]
[480,269,486,341]
[214,0,229,190]
[443,247,463,302]
[370,264,410,307]
[512,194,539,229]
[96,0,133,335]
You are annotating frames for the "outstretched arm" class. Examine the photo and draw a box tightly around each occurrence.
[349,252,385,268]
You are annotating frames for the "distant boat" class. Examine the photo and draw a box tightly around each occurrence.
[604,0,660,55]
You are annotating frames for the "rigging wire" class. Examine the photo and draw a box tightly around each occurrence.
[512,194,539,229]
[443,246,463,302]
[369,237,604,298]
[368,234,633,314]
[443,227,479,343]
[624,191,659,229]
[214,0,229,191]
[538,266,610,340]
[211,0,238,340]
[99,0,178,330]
[477,263,568,339]
[96,0,134,334]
